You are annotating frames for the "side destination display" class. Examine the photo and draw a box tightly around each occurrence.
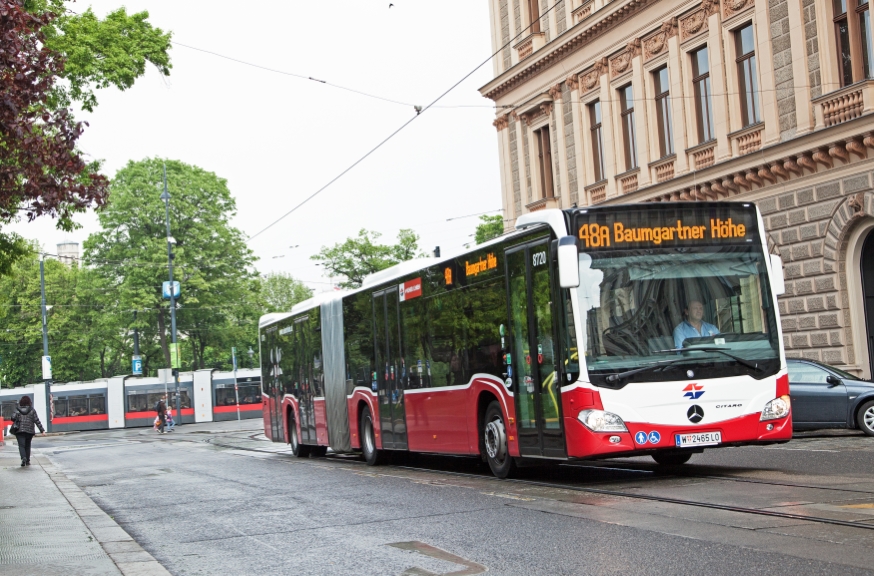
[575,204,759,250]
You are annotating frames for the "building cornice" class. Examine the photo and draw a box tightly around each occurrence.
[597,116,874,205]
[479,0,654,101]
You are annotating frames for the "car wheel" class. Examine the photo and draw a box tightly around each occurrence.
[652,452,693,465]
[290,415,311,457]
[483,401,516,479]
[856,400,874,437]
[360,407,383,466]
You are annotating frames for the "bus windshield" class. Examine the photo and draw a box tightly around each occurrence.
[578,245,780,387]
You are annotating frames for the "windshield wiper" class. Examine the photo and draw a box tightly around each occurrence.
[657,347,763,372]
[605,358,692,383]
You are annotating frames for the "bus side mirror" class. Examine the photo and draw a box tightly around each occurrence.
[558,236,580,289]
[770,254,785,296]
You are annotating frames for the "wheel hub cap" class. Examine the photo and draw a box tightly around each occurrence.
[865,407,874,431]
[485,418,507,461]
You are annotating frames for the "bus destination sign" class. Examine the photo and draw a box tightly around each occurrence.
[575,205,758,250]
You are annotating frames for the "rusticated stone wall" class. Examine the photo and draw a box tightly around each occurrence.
[759,170,874,372]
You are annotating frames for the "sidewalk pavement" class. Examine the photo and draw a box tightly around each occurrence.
[0,440,171,576]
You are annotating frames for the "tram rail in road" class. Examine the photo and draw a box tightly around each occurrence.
[206,433,874,534]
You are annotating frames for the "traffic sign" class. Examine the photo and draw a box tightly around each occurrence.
[169,343,181,369]
[162,281,181,299]
[132,355,143,376]
[41,355,52,380]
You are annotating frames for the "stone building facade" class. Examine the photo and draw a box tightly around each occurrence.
[481,0,874,377]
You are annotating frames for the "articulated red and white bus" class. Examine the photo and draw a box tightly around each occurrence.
[259,202,791,477]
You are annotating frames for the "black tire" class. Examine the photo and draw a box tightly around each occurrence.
[310,446,328,458]
[856,400,874,437]
[483,401,515,479]
[652,452,693,466]
[360,407,383,466]
[289,415,311,458]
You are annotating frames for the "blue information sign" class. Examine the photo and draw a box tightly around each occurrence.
[162,281,181,299]
[132,356,143,376]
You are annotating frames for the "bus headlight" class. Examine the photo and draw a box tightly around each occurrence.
[578,409,628,432]
[760,395,791,421]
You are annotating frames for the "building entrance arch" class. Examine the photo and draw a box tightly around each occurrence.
[863,230,874,378]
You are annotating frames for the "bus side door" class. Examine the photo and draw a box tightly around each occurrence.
[505,239,566,459]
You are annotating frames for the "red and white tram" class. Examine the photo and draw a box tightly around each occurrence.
[260,203,791,477]
[0,368,262,433]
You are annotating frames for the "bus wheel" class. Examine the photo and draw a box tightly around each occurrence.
[290,417,311,458]
[483,401,515,479]
[360,407,383,466]
[652,452,692,466]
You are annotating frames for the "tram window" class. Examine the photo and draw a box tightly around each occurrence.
[2,401,17,419]
[54,398,69,417]
[240,384,261,404]
[89,396,106,415]
[69,396,88,417]
[216,387,237,406]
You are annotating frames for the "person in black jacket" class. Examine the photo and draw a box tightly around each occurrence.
[11,396,45,467]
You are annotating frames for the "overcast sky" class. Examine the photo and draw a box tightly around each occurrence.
[9,1,501,292]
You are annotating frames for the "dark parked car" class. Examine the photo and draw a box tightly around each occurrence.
[787,358,874,435]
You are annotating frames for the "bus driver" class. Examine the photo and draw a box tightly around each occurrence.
[673,300,720,349]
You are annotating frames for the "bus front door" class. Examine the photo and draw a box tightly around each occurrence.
[373,287,408,450]
[506,240,566,459]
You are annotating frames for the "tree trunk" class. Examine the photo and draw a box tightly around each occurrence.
[99,348,106,378]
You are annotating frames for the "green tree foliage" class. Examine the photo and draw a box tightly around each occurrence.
[84,158,260,374]
[474,214,505,244]
[1,1,171,277]
[27,0,172,112]
[261,273,313,313]
[1,2,108,276]
[312,229,423,289]
[0,245,104,386]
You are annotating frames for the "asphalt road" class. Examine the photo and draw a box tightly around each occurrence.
[39,422,874,575]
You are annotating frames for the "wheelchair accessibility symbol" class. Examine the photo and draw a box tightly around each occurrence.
[648,431,661,444]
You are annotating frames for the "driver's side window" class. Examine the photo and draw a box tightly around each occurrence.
[788,362,831,384]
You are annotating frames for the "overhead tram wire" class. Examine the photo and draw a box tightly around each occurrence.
[170,41,508,110]
[245,2,564,243]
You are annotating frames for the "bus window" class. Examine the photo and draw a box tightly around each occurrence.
[464,275,505,380]
[427,286,465,387]
[400,286,429,389]
[560,288,580,384]
[344,291,374,391]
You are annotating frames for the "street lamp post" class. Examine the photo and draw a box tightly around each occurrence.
[161,164,181,425]
[39,254,52,433]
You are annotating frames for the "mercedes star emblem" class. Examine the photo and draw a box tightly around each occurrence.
[687,405,704,423]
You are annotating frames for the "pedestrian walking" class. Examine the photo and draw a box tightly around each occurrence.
[166,409,176,432]
[155,395,167,434]
[10,396,45,467]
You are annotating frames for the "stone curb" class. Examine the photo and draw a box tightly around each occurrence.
[37,454,172,576]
